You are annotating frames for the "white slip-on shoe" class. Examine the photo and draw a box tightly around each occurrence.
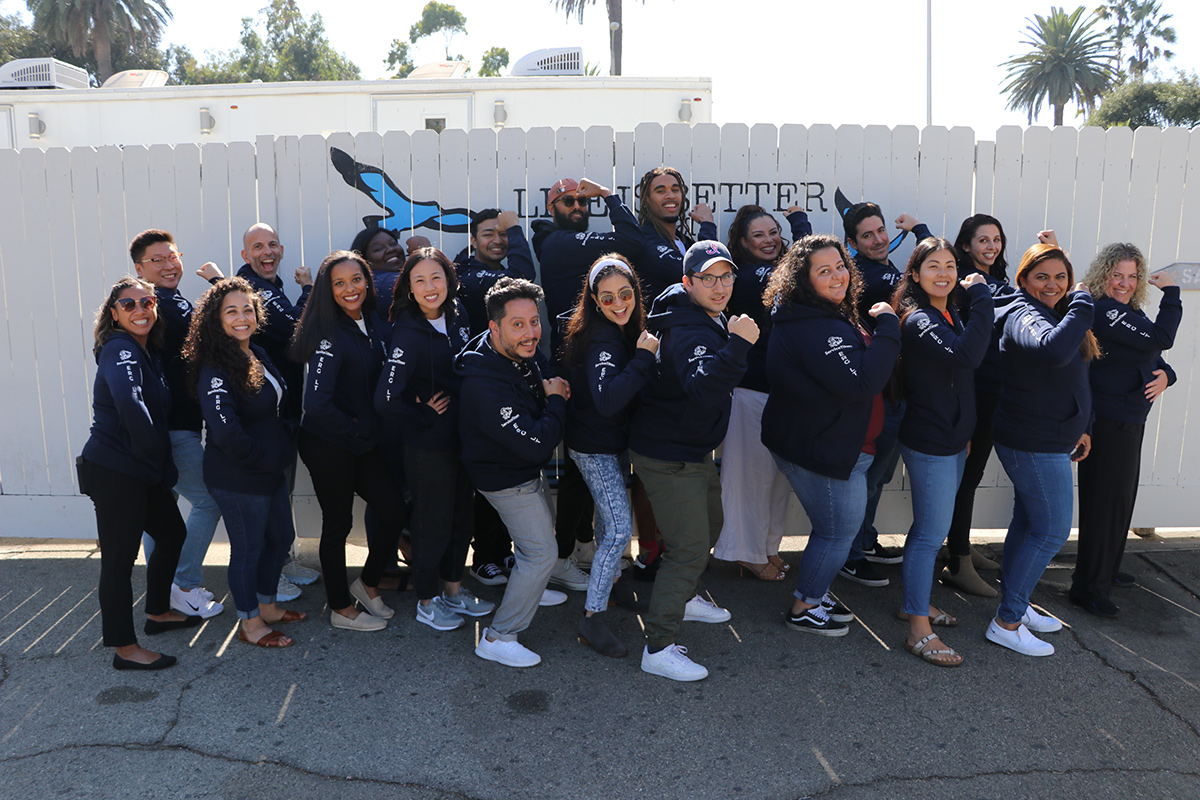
[1020,605,1063,633]
[539,589,568,607]
[985,619,1054,656]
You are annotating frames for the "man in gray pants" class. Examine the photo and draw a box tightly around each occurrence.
[455,278,571,667]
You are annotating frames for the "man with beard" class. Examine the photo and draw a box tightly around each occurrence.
[456,210,536,338]
[630,167,719,303]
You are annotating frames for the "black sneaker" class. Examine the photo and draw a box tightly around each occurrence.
[863,543,904,564]
[785,604,849,637]
[839,558,889,587]
[470,562,508,586]
[819,593,854,623]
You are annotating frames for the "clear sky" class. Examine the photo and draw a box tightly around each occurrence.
[4,0,1197,135]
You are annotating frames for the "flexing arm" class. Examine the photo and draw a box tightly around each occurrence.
[902,283,994,369]
[1094,286,1182,351]
[668,325,753,408]
[799,313,901,402]
[1004,290,1094,365]
[586,335,657,418]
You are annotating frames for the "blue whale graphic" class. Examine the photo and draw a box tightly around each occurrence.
[834,187,909,259]
[330,147,473,233]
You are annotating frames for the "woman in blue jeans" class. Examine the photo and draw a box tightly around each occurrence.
[891,237,994,666]
[760,234,901,636]
[988,242,1099,656]
[186,277,306,647]
[561,254,659,657]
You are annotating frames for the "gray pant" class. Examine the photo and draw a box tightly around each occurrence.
[480,474,557,641]
[630,450,723,649]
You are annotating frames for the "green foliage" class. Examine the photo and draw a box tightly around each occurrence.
[408,1,466,61]
[551,0,636,76]
[4,10,166,85]
[478,46,508,77]
[1095,0,1175,80]
[26,0,172,82]
[1001,5,1117,126]
[176,0,360,84]
[386,40,415,78]
[1,11,48,64]
[1089,73,1200,128]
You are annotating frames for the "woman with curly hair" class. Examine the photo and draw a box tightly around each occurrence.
[291,251,403,632]
[890,237,994,666]
[185,277,305,647]
[762,235,900,637]
[1071,243,1182,617]
[713,203,810,581]
[79,276,195,670]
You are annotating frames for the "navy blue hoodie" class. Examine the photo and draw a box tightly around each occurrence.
[375,299,472,452]
[992,289,1094,454]
[455,225,535,338]
[565,320,656,455]
[1090,286,1182,424]
[958,266,1015,395]
[762,304,901,480]
[81,331,177,487]
[629,219,720,303]
[300,312,386,455]
[898,282,994,455]
[728,210,812,393]
[629,284,752,463]
[455,331,566,491]
[153,286,204,432]
[854,223,933,321]
[196,345,294,495]
[236,264,311,420]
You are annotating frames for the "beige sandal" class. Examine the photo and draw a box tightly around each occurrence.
[896,609,959,627]
[905,633,963,667]
[737,561,786,581]
[768,554,791,572]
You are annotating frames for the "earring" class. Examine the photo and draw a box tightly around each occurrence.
[596,304,602,313]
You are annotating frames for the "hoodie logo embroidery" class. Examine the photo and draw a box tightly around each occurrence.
[693,346,707,358]
[177,299,190,311]
[917,318,932,331]
[459,327,469,342]
[1107,309,1120,321]
[657,245,671,255]
[318,339,332,351]
[599,351,612,362]
[260,289,274,302]
[210,377,223,389]
[827,337,842,348]
[119,350,132,361]
[500,407,513,421]
[391,347,404,360]
[756,265,771,278]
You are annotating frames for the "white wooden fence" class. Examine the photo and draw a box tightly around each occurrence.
[1,122,1196,538]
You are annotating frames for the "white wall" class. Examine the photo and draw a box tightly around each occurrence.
[0,122,1196,538]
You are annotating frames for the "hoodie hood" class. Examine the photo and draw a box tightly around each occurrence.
[769,299,849,327]
[531,218,561,257]
[454,329,528,388]
[646,283,724,333]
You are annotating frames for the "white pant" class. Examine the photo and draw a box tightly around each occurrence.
[713,388,793,563]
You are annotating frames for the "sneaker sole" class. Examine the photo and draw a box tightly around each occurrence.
[470,570,508,587]
[331,618,386,632]
[985,628,1054,656]
[640,662,708,681]
[825,611,855,624]
[443,604,494,618]
[683,612,732,623]
[474,646,540,667]
[171,602,223,619]
[785,619,850,637]
[281,573,319,586]
[838,571,889,587]
[417,614,464,631]
[548,577,589,592]
[863,555,904,565]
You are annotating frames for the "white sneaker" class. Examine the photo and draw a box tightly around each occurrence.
[985,619,1054,656]
[539,588,568,607]
[683,594,731,623]
[641,644,709,681]
[572,539,597,568]
[170,584,223,618]
[281,558,321,586]
[1020,605,1063,633]
[475,627,541,667]
[276,575,301,602]
[548,557,590,591]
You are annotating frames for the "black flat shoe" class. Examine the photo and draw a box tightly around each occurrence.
[610,576,650,612]
[1113,571,1136,588]
[113,653,177,671]
[144,615,203,635]
[1069,593,1119,618]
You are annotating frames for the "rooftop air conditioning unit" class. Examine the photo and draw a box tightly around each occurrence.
[0,58,90,90]
[406,61,470,80]
[510,48,583,77]
[102,69,169,89]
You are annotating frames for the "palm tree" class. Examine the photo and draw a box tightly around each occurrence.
[1001,5,1117,126]
[27,0,172,83]
[552,0,635,76]
[1096,0,1176,81]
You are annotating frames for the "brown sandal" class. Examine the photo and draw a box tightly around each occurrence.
[905,633,963,667]
[896,609,959,627]
[272,609,307,624]
[238,629,294,648]
[768,555,791,572]
[737,561,786,581]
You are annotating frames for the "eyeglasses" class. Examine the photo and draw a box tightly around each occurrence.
[115,296,158,312]
[138,252,183,266]
[555,196,583,209]
[598,287,635,306]
[689,272,735,288]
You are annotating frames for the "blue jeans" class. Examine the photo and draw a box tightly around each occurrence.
[774,451,873,605]
[849,400,904,561]
[481,475,557,641]
[209,483,295,619]
[570,449,632,614]
[142,430,223,590]
[993,444,1074,624]
[899,445,967,616]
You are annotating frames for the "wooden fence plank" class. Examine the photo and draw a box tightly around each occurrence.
[298,133,332,267]
[1069,127,1106,261]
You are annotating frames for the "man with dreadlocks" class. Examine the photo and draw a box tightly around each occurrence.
[631,167,719,303]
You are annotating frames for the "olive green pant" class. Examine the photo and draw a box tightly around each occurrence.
[630,450,723,649]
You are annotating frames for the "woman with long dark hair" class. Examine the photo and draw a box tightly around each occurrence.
[561,253,659,657]
[291,250,404,632]
[79,276,197,670]
[1072,243,1181,617]
[712,203,810,581]
[376,247,492,631]
[185,277,306,647]
[944,213,1013,596]
[891,237,994,666]
[986,243,1099,656]
[762,234,900,637]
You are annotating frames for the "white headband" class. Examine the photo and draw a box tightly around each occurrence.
[588,258,633,289]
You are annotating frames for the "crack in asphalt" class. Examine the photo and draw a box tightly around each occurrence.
[1139,552,1200,602]
[0,742,487,798]
[795,766,1200,798]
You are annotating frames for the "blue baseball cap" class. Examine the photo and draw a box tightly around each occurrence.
[683,240,735,276]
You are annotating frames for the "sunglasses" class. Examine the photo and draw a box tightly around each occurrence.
[115,296,157,312]
[598,287,635,306]
[555,195,584,209]
[137,252,183,266]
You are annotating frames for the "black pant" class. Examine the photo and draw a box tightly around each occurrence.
[1074,417,1144,601]
[471,491,512,567]
[298,430,404,610]
[364,421,409,569]
[85,460,186,647]
[948,389,1001,556]
[554,452,595,557]
[404,445,474,600]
